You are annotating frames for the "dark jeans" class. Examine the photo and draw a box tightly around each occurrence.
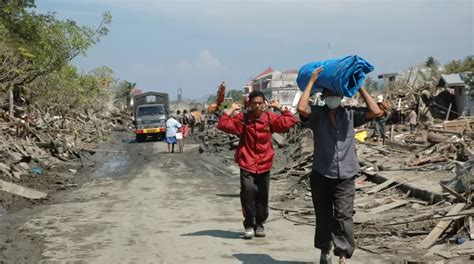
[310,170,355,258]
[240,169,270,228]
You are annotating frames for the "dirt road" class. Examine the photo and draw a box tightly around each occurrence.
[1,134,387,263]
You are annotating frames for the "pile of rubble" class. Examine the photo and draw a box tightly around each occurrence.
[197,129,240,153]
[270,117,474,261]
[0,105,133,205]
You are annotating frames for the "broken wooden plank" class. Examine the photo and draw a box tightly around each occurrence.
[366,179,396,194]
[416,203,466,249]
[0,180,47,199]
[440,183,468,203]
[443,119,471,133]
[369,200,410,214]
[383,209,474,226]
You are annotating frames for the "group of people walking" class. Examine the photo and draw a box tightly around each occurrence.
[165,109,207,153]
[217,67,385,264]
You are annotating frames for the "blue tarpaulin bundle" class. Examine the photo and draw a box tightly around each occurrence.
[296,55,374,97]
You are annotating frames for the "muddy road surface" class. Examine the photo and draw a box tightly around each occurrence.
[0,133,385,263]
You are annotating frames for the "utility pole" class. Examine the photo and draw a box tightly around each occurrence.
[177,88,182,102]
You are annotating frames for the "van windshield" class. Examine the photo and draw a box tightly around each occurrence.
[137,106,165,117]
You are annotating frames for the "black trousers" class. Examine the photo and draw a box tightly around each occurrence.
[240,169,270,228]
[310,170,355,258]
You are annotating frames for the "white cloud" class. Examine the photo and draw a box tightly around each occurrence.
[176,49,226,73]
[197,50,222,69]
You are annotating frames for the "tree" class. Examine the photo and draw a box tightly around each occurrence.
[0,2,112,118]
[444,56,474,74]
[30,65,117,118]
[113,80,136,108]
[425,56,439,68]
[0,5,111,89]
[226,89,244,101]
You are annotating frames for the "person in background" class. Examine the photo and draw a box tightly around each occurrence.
[297,67,383,264]
[165,115,182,153]
[217,90,298,239]
[372,95,389,143]
[200,110,207,132]
[407,107,418,132]
[192,109,202,134]
[184,109,195,136]
[175,110,185,153]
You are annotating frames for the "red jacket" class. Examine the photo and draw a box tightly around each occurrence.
[217,110,297,174]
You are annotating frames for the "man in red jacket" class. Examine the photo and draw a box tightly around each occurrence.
[217,90,297,239]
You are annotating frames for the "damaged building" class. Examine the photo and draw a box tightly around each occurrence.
[244,67,300,108]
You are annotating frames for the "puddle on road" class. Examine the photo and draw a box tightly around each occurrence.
[93,154,128,178]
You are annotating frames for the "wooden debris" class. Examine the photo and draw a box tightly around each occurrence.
[443,119,471,133]
[416,203,466,249]
[382,209,474,226]
[440,183,468,203]
[366,179,396,194]
[369,200,410,214]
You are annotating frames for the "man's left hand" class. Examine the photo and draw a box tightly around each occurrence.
[270,100,282,110]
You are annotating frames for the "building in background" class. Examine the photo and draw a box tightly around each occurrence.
[244,67,299,109]
[437,72,473,117]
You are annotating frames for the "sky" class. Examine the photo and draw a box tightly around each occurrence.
[39,0,473,101]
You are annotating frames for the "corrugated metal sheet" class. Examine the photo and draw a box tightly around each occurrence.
[439,74,465,87]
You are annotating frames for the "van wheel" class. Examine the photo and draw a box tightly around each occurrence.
[154,133,165,141]
[136,134,145,143]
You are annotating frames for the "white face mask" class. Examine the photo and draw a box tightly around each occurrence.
[325,96,342,109]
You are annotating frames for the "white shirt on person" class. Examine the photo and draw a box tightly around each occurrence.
[166,117,182,137]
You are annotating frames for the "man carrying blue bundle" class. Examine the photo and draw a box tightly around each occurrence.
[297,67,383,264]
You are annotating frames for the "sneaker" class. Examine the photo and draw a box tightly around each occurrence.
[320,253,332,264]
[254,225,266,237]
[243,228,254,239]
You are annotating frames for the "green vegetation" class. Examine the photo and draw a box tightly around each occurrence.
[444,56,474,74]
[0,1,132,116]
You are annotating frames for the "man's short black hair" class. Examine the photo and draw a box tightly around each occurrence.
[177,110,181,114]
[249,90,265,101]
